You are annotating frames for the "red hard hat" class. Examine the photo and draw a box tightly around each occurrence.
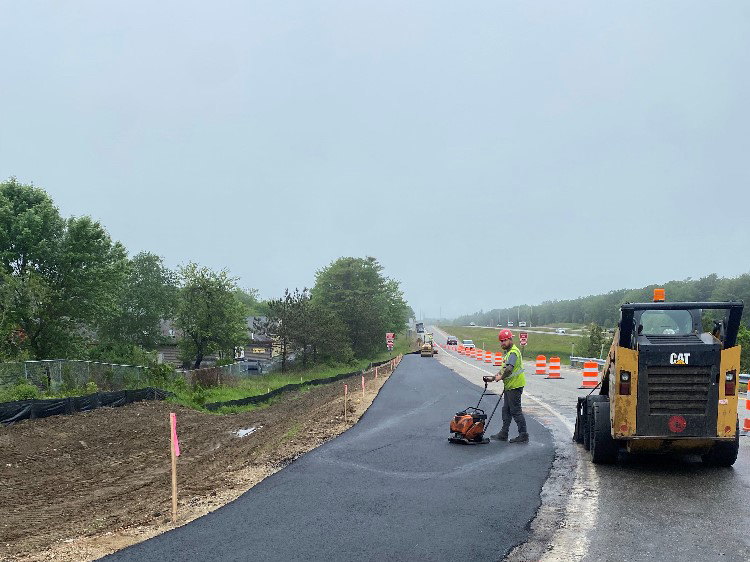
[498,329,513,341]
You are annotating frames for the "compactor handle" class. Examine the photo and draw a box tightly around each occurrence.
[482,375,495,384]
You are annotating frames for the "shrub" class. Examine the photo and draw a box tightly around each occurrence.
[12,383,40,401]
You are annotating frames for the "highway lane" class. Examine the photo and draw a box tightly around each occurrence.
[431,326,750,562]
[102,354,555,562]
[457,326,585,337]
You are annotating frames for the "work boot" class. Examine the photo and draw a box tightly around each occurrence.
[490,431,508,441]
[509,433,529,443]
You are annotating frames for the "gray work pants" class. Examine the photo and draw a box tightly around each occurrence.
[500,387,527,435]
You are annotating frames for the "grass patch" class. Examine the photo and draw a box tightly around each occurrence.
[284,423,302,440]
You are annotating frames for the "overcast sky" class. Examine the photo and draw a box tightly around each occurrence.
[2,1,749,319]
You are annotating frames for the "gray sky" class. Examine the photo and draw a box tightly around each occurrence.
[2,1,749,319]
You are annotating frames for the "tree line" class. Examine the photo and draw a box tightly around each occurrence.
[0,178,410,371]
[450,273,750,329]
[449,274,750,369]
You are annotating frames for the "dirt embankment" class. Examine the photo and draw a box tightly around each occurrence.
[0,360,400,562]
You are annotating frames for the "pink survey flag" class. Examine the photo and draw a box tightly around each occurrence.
[170,412,180,457]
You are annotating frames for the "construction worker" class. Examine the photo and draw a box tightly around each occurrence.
[490,329,528,443]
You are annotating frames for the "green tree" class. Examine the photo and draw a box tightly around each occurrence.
[0,178,128,359]
[737,324,750,374]
[174,263,247,368]
[312,256,408,358]
[308,301,353,364]
[235,287,267,316]
[97,252,177,350]
[576,323,608,358]
[256,289,298,372]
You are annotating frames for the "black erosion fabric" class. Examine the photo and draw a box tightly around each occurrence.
[0,388,171,425]
[203,358,395,411]
[103,354,555,562]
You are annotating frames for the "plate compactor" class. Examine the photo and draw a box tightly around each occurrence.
[449,376,503,445]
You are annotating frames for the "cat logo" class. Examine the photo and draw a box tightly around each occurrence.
[669,352,691,365]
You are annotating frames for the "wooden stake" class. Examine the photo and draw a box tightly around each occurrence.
[362,375,365,397]
[344,384,348,423]
[170,416,177,524]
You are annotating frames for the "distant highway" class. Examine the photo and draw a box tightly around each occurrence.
[456,325,585,337]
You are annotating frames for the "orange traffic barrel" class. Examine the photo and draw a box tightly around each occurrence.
[535,355,546,376]
[458,346,464,354]
[485,350,492,363]
[546,356,563,379]
[494,352,503,366]
[743,398,750,433]
[580,361,599,389]
[476,349,484,361]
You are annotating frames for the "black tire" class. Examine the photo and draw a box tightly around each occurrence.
[583,395,607,451]
[590,401,618,464]
[702,419,740,467]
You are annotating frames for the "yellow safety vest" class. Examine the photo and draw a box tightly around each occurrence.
[503,345,526,390]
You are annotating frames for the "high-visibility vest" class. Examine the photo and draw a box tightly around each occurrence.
[503,345,526,390]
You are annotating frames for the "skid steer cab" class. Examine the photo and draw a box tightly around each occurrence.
[574,290,743,466]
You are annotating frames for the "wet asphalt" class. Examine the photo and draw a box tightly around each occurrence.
[101,354,555,562]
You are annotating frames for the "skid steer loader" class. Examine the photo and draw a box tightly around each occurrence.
[574,289,743,466]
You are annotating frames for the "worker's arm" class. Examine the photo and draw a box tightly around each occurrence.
[494,352,517,382]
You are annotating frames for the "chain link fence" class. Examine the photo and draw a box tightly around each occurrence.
[0,360,147,394]
[182,359,274,388]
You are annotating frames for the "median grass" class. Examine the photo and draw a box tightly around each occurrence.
[439,325,590,365]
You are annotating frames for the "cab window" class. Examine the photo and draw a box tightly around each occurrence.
[640,310,693,335]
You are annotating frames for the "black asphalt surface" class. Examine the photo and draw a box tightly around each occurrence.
[102,354,554,562]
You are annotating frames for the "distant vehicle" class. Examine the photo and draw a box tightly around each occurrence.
[555,328,566,334]
[447,336,458,345]
[240,359,263,373]
[462,339,475,349]
[416,322,425,333]
[519,321,527,327]
[507,322,514,327]
[496,324,502,327]
[469,322,476,326]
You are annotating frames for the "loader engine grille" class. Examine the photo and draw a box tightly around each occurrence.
[644,334,703,345]
[646,366,712,415]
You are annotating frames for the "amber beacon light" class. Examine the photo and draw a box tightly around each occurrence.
[653,288,665,302]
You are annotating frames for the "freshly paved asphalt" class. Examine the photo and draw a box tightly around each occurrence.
[102,354,554,562]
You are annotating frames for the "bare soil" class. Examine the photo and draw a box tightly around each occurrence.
[0,362,398,562]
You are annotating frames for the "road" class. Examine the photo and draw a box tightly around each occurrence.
[102,354,555,562]
[431,326,750,562]
[459,326,585,337]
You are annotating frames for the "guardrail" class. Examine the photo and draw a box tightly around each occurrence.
[570,356,606,369]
